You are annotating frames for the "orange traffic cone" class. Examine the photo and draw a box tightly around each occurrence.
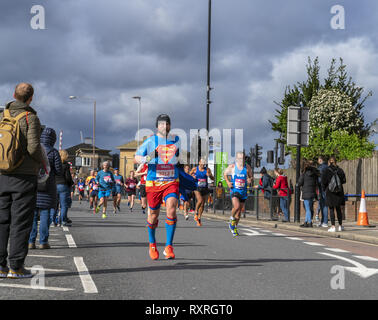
[357,190,370,227]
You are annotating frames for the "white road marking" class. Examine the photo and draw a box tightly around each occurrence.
[65,234,77,248]
[74,257,98,294]
[26,267,68,272]
[260,230,273,233]
[286,237,303,241]
[63,227,69,232]
[272,233,286,236]
[0,283,74,291]
[353,256,378,262]
[324,248,350,253]
[28,255,66,258]
[239,228,264,236]
[318,252,378,279]
[303,242,324,246]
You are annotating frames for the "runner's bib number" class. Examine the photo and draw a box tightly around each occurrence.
[235,179,246,189]
[92,185,98,190]
[103,176,112,183]
[115,179,122,185]
[129,183,136,189]
[198,178,207,187]
[156,164,175,179]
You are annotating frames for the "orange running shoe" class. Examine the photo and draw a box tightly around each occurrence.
[149,243,159,260]
[163,245,175,259]
[197,219,202,227]
[194,214,199,223]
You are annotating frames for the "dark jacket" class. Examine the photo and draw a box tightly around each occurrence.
[297,166,320,200]
[36,128,63,209]
[0,101,44,176]
[56,161,74,187]
[258,174,275,199]
[321,165,346,207]
[317,163,328,193]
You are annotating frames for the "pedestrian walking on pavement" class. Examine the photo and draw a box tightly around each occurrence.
[55,149,74,227]
[0,83,44,278]
[297,160,320,228]
[29,127,63,249]
[321,156,346,232]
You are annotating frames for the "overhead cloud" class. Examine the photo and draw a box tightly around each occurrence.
[0,0,376,162]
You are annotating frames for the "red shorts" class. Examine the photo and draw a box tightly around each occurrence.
[146,182,179,210]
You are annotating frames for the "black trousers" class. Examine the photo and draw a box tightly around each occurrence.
[0,174,37,269]
[329,206,343,226]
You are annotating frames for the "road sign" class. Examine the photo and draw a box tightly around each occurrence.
[287,106,309,147]
[75,156,82,167]
[215,152,228,187]
[254,144,262,168]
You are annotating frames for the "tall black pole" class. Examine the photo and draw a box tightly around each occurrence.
[274,139,278,168]
[294,103,302,223]
[206,0,212,132]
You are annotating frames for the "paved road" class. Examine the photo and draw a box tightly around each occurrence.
[1,200,378,300]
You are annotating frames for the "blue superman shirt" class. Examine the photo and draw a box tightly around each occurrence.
[136,134,180,188]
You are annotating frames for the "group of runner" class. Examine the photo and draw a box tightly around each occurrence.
[73,165,146,219]
[70,113,252,260]
[133,113,253,261]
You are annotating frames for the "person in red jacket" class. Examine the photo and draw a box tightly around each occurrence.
[273,168,290,222]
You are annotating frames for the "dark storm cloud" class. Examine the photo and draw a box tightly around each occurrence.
[0,0,377,160]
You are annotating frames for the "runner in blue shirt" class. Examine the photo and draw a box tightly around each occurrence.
[224,151,253,237]
[95,161,115,219]
[112,168,124,214]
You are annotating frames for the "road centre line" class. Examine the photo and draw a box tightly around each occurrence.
[74,257,98,294]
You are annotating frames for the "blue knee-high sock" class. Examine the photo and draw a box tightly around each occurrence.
[147,220,158,244]
[165,217,177,246]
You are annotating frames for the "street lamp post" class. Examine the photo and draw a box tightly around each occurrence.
[69,96,96,170]
[132,96,141,149]
[206,0,212,134]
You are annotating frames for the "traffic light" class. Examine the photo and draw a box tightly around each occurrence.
[254,144,262,168]
[244,155,251,166]
[267,150,274,163]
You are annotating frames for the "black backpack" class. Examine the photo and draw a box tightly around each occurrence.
[328,167,342,193]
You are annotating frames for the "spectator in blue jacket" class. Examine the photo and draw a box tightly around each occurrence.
[29,127,62,249]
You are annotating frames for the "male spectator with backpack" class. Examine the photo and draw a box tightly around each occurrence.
[0,83,44,278]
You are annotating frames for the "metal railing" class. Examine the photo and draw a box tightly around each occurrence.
[199,187,292,222]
